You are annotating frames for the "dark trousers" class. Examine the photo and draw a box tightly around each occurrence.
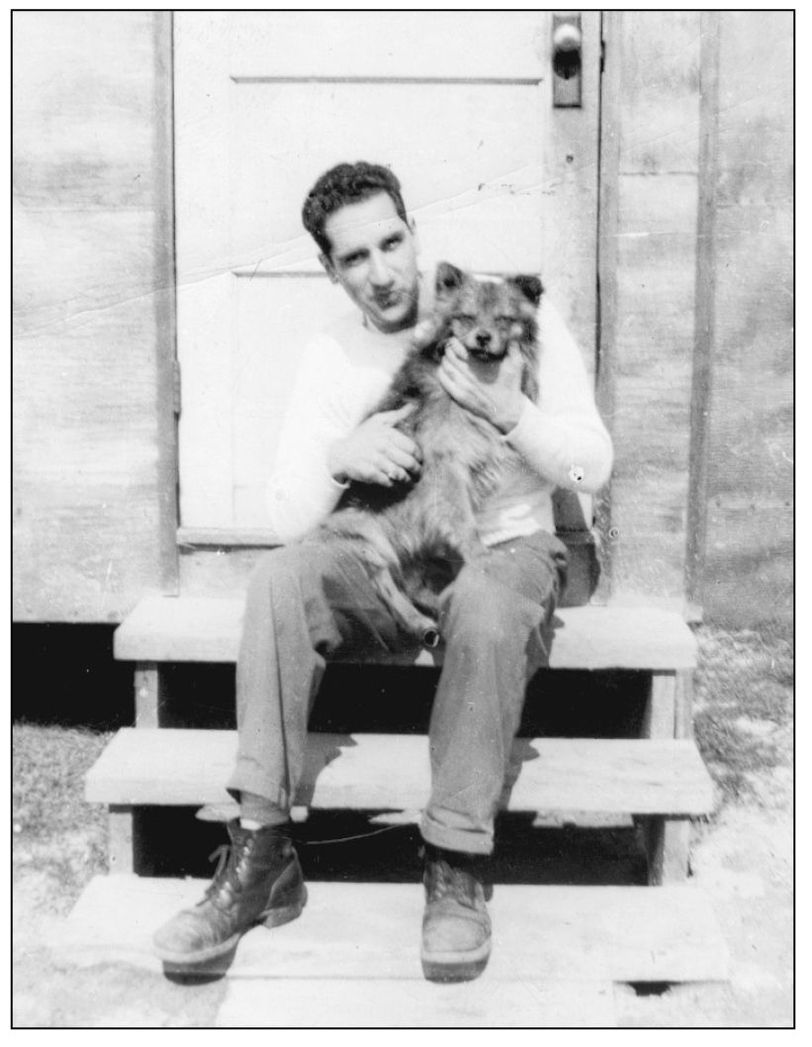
[227,530,568,855]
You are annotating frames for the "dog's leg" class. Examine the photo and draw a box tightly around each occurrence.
[323,519,439,648]
[374,567,440,648]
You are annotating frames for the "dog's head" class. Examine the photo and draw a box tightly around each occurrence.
[431,261,543,362]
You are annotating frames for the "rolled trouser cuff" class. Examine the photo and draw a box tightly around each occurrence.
[420,807,494,856]
[226,773,291,820]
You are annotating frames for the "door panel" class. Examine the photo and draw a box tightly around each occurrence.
[175,12,601,530]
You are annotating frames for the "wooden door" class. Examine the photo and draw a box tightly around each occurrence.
[174,11,602,534]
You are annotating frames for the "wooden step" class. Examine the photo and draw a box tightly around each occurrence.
[218,978,618,1028]
[114,596,697,670]
[52,875,729,984]
[86,729,715,815]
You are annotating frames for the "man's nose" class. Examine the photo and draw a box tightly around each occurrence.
[368,252,394,288]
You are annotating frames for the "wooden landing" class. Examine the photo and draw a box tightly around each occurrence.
[113,596,698,670]
[52,876,729,985]
[85,729,715,816]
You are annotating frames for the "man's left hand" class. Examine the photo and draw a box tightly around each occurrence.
[438,338,526,434]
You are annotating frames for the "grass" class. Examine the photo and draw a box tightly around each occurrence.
[692,626,793,805]
[13,724,111,909]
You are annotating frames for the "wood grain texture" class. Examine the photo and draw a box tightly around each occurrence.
[701,12,793,629]
[85,729,714,814]
[642,817,693,886]
[107,806,134,875]
[113,596,698,669]
[599,13,701,606]
[13,12,177,621]
[54,875,729,982]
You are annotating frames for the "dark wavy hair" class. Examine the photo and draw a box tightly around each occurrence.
[301,162,409,258]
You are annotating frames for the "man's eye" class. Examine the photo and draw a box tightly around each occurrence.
[342,254,365,267]
[383,235,403,251]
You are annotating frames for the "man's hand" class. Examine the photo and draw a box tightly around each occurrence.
[438,338,526,433]
[327,403,422,487]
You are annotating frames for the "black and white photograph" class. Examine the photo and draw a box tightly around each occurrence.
[12,6,794,1029]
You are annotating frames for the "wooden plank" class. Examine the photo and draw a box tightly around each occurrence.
[615,12,702,176]
[597,12,703,607]
[217,978,617,1028]
[594,10,623,603]
[113,597,698,669]
[108,807,134,875]
[642,672,677,739]
[642,818,693,886]
[134,663,167,728]
[12,12,173,622]
[53,876,730,983]
[150,12,180,597]
[700,12,793,630]
[674,670,694,740]
[685,12,720,610]
[608,174,698,605]
[85,730,715,815]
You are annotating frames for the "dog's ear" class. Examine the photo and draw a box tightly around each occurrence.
[435,261,465,297]
[508,274,544,307]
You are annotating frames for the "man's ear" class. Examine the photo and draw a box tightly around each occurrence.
[508,274,544,307]
[319,252,339,284]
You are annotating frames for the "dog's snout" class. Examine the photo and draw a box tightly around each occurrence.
[475,330,492,348]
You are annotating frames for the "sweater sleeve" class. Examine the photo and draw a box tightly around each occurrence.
[264,334,354,542]
[504,300,613,494]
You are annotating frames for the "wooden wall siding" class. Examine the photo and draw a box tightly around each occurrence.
[13,12,177,621]
[700,11,793,629]
[600,12,702,608]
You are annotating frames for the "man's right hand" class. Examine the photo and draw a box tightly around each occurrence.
[327,403,422,487]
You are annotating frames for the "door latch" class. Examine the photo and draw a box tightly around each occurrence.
[552,13,583,108]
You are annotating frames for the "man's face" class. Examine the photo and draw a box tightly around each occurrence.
[320,192,420,334]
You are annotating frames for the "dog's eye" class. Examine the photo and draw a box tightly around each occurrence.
[496,316,517,328]
[452,315,476,333]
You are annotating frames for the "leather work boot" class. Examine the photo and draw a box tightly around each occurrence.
[421,844,492,982]
[153,821,307,967]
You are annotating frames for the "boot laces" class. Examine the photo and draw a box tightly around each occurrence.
[203,835,253,905]
[426,856,481,910]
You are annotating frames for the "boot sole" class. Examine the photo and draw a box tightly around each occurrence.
[421,938,491,983]
[156,886,308,968]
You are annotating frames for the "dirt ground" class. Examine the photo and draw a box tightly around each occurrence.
[12,628,795,1028]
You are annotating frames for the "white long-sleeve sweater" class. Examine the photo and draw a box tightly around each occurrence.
[265,296,613,545]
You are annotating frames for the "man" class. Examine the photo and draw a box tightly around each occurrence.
[153,161,613,981]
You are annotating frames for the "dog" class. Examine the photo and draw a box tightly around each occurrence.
[316,261,543,646]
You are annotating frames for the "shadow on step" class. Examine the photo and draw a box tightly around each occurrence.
[133,807,648,887]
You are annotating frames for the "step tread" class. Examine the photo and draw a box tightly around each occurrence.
[86,729,715,815]
[114,596,697,670]
[52,876,729,984]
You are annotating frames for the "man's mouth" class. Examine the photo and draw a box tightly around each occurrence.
[373,291,402,310]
